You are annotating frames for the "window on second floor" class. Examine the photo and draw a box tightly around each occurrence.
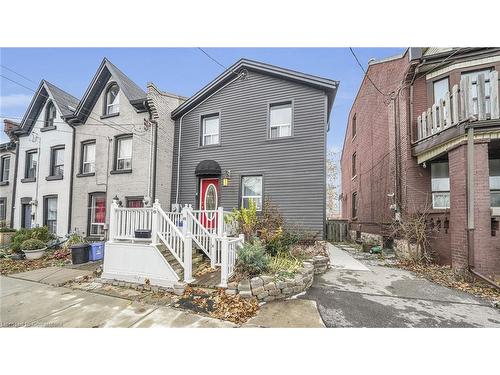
[352,114,357,139]
[1,156,10,182]
[431,161,450,209]
[490,159,500,208]
[352,152,357,178]
[105,83,120,115]
[201,114,220,146]
[25,150,37,179]
[44,101,57,128]
[433,77,449,125]
[81,141,96,174]
[269,102,292,139]
[115,135,132,171]
[50,147,64,177]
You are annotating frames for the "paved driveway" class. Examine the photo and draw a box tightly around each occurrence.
[0,276,235,328]
[301,244,500,328]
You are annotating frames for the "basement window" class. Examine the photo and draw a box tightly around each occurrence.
[431,162,450,209]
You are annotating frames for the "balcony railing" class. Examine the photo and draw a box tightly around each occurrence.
[416,70,500,141]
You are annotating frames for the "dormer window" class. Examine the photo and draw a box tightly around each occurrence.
[44,101,56,127]
[105,83,120,115]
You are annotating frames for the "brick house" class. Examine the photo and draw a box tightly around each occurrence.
[341,48,500,284]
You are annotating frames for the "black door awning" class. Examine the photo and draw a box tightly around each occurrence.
[195,160,221,176]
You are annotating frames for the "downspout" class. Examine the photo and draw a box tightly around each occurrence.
[152,119,158,202]
[466,126,474,270]
[144,98,157,204]
[175,72,242,204]
[67,123,76,233]
[10,141,19,227]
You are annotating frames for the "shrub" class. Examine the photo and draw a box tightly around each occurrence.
[64,233,87,250]
[257,200,284,242]
[264,228,301,256]
[10,227,54,252]
[235,240,269,277]
[267,252,303,279]
[20,239,46,251]
[0,227,16,233]
[227,200,258,241]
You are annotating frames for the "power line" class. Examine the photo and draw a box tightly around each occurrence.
[349,47,389,98]
[0,64,38,84]
[197,48,227,70]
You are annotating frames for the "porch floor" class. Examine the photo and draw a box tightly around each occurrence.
[192,267,222,288]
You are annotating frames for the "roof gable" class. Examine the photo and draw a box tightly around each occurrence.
[71,58,146,123]
[171,58,339,121]
[16,80,79,136]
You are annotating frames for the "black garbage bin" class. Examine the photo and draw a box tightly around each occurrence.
[135,229,151,239]
[71,244,90,264]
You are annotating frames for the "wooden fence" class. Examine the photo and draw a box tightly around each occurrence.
[326,219,348,242]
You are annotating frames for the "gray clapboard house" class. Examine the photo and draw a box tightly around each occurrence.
[170,59,338,237]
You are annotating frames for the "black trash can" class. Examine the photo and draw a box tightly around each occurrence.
[71,244,90,264]
[135,229,151,239]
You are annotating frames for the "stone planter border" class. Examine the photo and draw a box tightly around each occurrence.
[227,255,329,302]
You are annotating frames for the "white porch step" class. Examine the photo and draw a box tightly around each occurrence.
[156,244,205,280]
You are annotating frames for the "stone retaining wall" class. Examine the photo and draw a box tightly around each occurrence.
[227,255,330,302]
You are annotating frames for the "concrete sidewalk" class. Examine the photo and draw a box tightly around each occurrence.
[327,243,370,271]
[7,267,93,287]
[0,276,235,328]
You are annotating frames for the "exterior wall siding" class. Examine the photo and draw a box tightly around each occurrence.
[0,145,16,227]
[13,97,73,237]
[172,71,328,236]
[71,75,151,238]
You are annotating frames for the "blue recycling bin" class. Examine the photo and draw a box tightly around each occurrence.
[89,242,105,261]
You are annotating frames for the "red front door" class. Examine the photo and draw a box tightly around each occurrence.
[200,178,219,229]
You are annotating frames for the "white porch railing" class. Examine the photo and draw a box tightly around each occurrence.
[416,70,500,141]
[108,199,243,287]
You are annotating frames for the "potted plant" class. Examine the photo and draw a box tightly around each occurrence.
[65,233,89,264]
[20,239,47,260]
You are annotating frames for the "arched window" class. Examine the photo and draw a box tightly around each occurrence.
[105,83,120,115]
[44,101,56,127]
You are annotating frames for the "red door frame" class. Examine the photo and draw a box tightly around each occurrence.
[199,178,219,229]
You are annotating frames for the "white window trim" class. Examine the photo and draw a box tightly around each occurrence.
[241,176,263,211]
[432,192,450,209]
[82,143,96,173]
[105,84,120,115]
[1,156,10,182]
[269,102,293,139]
[90,194,106,236]
[201,114,220,146]
[116,136,132,171]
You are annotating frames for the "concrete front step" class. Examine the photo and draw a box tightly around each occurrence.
[157,244,208,280]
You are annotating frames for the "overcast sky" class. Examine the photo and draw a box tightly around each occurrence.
[0,47,404,148]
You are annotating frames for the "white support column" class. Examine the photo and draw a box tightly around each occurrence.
[217,206,224,236]
[151,199,160,245]
[210,236,216,268]
[108,198,119,242]
[491,71,499,120]
[220,233,229,287]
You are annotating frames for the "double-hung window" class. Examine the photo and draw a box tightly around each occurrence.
[461,69,492,116]
[82,141,96,174]
[352,114,357,139]
[490,159,500,208]
[241,176,263,211]
[352,152,357,178]
[352,192,358,218]
[89,193,106,236]
[44,196,57,234]
[0,198,6,221]
[201,114,219,146]
[44,101,56,127]
[431,162,450,209]
[50,147,64,177]
[433,77,449,126]
[105,83,120,115]
[1,156,10,182]
[25,150,37,179]
[269,102,292,138]
[115,136,132,171]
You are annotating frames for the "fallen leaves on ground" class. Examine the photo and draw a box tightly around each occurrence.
[177,286,259,324]
[395,260,500,305]
[0,250,71,275]
[290,241,328,258]
[194,262,216,277]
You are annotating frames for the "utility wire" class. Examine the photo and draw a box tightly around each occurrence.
[197,48,227,70]
[0,64,38,84]
[349,47,389,98]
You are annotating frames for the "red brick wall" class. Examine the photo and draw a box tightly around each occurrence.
[341,55,410,236]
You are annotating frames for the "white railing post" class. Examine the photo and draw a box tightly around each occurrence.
[220,233,229,287]
[210,236,216,268]
[183,231,193,283]
[108,197,119,242]
[217,206,224,236]
[151,199,160,245]
[239,233,245,245]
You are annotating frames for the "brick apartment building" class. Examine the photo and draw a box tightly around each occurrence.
[341,48,500,284]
